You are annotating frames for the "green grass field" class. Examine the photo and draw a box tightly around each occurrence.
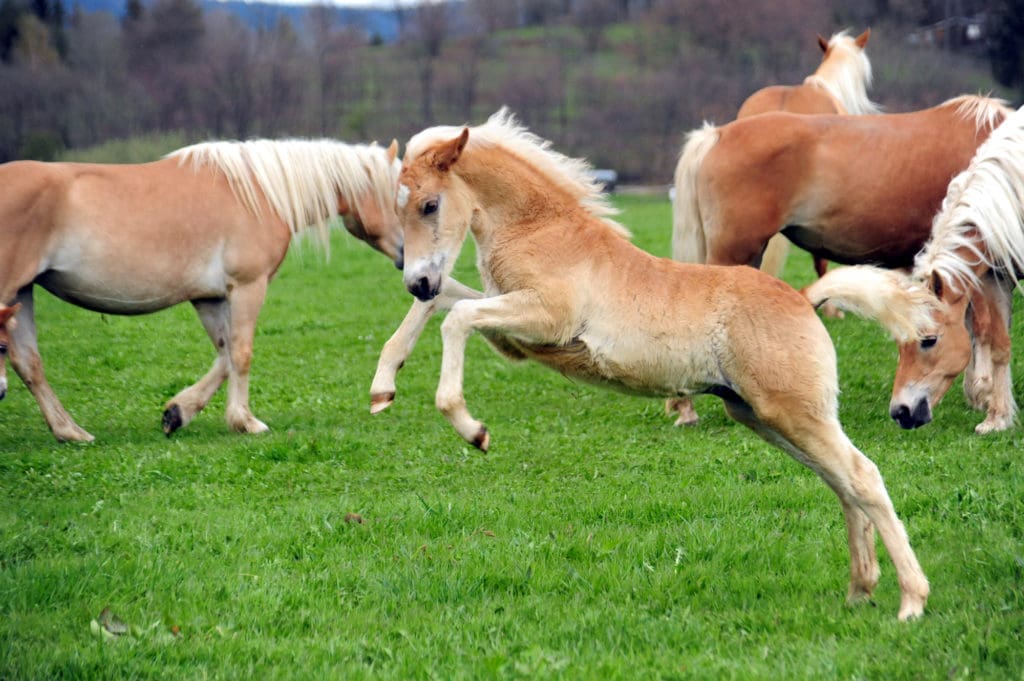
[1,195,1022,679]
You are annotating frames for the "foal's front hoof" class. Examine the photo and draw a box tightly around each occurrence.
[370,392,395,415]
[472,426,490,452]
[162,404,184,436]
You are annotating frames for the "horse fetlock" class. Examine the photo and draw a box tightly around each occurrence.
[54,422,95,443]
[665,397,699,427]
[226,407,269,434]
[975,413,1012,434]
[369,392,396,414]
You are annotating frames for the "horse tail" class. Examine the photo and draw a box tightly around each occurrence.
[802,266,938,342]
[671,123,719,263]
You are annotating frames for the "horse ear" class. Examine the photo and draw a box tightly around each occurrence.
[930,271,945,300]
[387,139,399,163]
[433,128,469,172]
[855,28,870,48]
[817,34,829,52]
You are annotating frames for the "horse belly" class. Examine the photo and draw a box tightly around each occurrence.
[38,240,229,314]
[522,333,712,398]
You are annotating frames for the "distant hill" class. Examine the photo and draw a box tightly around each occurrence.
[73,0,402,41]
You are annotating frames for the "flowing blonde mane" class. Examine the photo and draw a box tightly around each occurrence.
[946,94,1012,134]
[405,108,630,239]
[914,105,1024,293]
[804,30,881,115]
[168,138,399,248]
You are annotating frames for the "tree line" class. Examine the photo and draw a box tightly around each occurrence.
[2,0,1021,181]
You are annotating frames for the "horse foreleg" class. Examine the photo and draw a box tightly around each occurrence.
[162,299,231,435]
[370,277,482,414]
[972,278,1015,434]
[7,288,94,442]
[436,290,552,451]
[223,279,270,434]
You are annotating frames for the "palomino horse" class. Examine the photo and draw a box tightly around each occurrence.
[805,105,1024,434]
[395,109,929,620]
[0,138,402,442]
[737,29,878,282]
[0,304,20,401]
[669,94,1011,425]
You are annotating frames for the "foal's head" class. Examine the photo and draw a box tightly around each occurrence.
[396,127,474,301]
[0,303,20,400]
[340,140,406,269]
[889,272,972,429]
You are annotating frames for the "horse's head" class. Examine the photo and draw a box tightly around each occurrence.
[340,139,405,269]
[396,127,473,301]
[0,303,21,400]
[889,271,972,429]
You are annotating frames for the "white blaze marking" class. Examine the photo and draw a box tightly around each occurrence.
[397,183,410,209]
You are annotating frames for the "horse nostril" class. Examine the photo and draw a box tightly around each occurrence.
[409,276,436,301]
[890,404,911,427]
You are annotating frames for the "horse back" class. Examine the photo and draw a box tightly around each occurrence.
[737,85,840,119]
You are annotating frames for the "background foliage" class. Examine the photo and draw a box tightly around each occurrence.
[1,0,1021,180]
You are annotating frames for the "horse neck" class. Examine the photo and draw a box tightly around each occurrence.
[458,149,585,238]
[807,49,877,115]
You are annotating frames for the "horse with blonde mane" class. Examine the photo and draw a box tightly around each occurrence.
[738,29,878,290]
[668,94,1011,426]
[805,105,1024,434]
[664,29,879,426]
[394,108,929,620]
[0,138,402,441]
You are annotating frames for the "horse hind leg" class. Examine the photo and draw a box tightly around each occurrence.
[162,299,231,435]
[7,288,94,442]
[720,393,927,620]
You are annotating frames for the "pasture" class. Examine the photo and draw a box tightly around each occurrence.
[1,195,1022,678]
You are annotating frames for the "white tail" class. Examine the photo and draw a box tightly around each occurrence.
[671,124,719,263]
[803,266,939,342]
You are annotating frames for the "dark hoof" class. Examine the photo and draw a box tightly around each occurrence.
[370,392,396,415]
[162,404,183,436]
[472,426,490,452]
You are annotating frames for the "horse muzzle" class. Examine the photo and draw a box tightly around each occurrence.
[890,398,932,429]
[393,244,404,271]
[405,273,441,302]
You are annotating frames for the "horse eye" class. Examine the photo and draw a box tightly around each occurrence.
[920,336,938,349]
[422,199,439,216]
[0,344,7,355]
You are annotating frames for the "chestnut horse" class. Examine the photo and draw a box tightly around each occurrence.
[738,29,878,290]
[0,138,402,441]
[669,95,1010,425]
[805,105,1024,434]
[394,109,928,620]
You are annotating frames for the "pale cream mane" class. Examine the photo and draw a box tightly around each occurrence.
[914,105,1024,294]
[169,138,399,248]
[947,94,1013,135]
[406,108,630,239]
[804,30,881,115]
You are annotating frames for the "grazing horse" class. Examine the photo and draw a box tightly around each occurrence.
[0,138,402,441]
[804,105,1024,434]
[0,303,20,401]
[395,109,929,620]
[737,29,878,287]
[668,95,1010,425]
